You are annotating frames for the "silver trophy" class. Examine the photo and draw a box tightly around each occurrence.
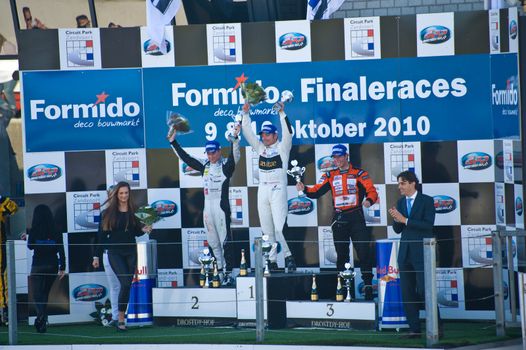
[272,90,294,111]
[198,248,215,288]
[287,160,306,197]
[228,112,243,142]
[261,234,273,276]
[339,262,356,302]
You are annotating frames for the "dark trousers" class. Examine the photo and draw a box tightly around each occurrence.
[30,264,57,321]
[108,251,137,313]
[399,257,441,333]
[331,210,373,284]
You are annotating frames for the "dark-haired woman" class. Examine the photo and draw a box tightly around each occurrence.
[28,204,66,333]
[92,181,150,331]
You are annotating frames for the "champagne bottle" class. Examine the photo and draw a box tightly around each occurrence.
[199,265,206,287]
[212,262,220,288]
[311,274,319,302]
[336,276,344,302]
[239,249,247,276]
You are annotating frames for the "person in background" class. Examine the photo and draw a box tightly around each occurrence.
[76,14,91,28]
[22,7,47,30]
[241,102,297,272]
[0,195,17,325]
[388,170,441,338]
[92,181,151,331]
[168,125,241,286]
[27,204,65,333]
[0,34,17,55]
[296,144,377,300]
[108,22,122,28]
[92,186,120,327]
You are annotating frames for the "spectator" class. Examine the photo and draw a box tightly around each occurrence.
[76,15,91,28]
[22,7,47,30]
[108,22,122,28]
[0,34,17,55]
[27,204,66,333]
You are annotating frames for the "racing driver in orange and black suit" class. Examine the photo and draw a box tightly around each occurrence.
[296,144,378,300]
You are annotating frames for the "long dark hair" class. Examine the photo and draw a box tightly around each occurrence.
[30,204,55,240]
[101,181,138,231]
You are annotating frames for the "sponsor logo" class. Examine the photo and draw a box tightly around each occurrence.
[27,163,62,181]
[461,152,492,170]
[433,195,456,213]
[317,156,337,172]
[151,199,177,217]
[29,92,141,120]
[288,196,314,215]
[143,39,171,56]
[492,77,518,106]
[279,32,307,50]
[420,25,451,44]
[516,197,523,216]
[72,284,106,301]
[509,20,518,40]
[182,163,201,176]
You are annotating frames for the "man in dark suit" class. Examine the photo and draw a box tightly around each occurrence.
[388,171,439,338]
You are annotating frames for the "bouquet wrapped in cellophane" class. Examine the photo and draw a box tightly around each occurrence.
[166,111,193,139]
[241,81,267,106]
[135,206,162,226]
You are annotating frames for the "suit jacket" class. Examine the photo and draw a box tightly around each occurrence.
[393,192,436,265]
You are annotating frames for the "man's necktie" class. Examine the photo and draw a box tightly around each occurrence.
[407,198,413,216]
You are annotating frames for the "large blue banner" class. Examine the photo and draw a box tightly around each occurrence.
[143,54,518,149]
[23,69,145,152]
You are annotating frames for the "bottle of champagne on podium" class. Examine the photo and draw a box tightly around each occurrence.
[336,276,344,302]
[199,265,206,287]
[311,274,319,301]
[239,249,248,276]
[212,262,220,288]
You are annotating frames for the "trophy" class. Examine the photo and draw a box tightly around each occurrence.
[198,248,215,288]
[287,160,306,197]
[273,90,294,111]
[166,111,192,139]
[261,234,273,276]
[339,262,356,302]
[228,112,243,142]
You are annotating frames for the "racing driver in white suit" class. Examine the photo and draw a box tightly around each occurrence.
[241,102,296,272]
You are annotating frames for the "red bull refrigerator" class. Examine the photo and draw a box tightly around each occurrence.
[376,239,408,330]
[127,239,157,327]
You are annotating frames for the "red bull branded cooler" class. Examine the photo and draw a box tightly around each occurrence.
[127,239,157,326]
[376,239,408,330]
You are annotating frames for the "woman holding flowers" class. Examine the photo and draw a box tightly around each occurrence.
[92,181,151,331]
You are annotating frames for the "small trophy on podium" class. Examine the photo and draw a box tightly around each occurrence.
[261,234,273,276]
[228,112,243,142]
[339,262,356,302]
[287,160,306,197]
[272,90,294,111]
[198,248,215,288]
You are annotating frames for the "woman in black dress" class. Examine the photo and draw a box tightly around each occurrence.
[28,204,65,333]
[92,181,150,331]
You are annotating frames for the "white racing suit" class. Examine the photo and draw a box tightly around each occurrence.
[242,109,293,263]
[170,138,240,272]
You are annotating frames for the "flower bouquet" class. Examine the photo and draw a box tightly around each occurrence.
[135,205,162,226]
[90,298,113,326]
[241,81,267,106]
[166,111,193,139]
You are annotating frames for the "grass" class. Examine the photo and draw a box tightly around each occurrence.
[0,321,522,348]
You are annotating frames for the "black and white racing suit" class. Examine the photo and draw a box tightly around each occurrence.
[170,138,240,272]
[242,109,293,263]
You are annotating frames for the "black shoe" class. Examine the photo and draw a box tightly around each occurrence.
[285,256,296,272]
[364,285,374,301]
[35,316,47,333]
[269,262,279,271]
